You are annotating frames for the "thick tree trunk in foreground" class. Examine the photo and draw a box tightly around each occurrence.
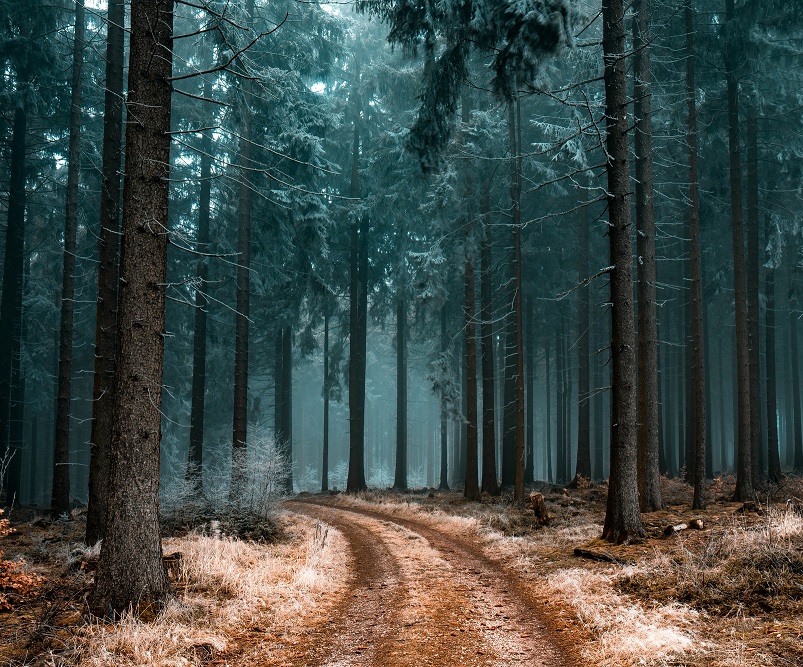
[687,0,706,509]
[634,0,663,512]
[480,197,499,495]
[86,0,125,546]
[724,0,754,500]
[394,293,408,490]
[187,129,212,488]
[601,0,646,543]
[90,0,174,618]
[0,107,27,500]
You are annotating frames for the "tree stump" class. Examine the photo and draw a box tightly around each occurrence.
[529,492,551,526]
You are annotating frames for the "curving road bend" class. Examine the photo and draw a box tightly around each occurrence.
[283,498,574,667]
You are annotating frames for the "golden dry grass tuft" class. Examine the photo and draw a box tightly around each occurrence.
[66,513,347,666]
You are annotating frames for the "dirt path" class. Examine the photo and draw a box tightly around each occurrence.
[284,498,575,667]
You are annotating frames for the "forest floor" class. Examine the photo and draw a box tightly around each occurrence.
[0,475,802,666]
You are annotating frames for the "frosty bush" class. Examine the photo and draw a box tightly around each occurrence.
[329,460,348,491]
[161,434,290,531]
[367,464,393,489]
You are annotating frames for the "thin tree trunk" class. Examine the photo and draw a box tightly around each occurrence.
[525,295,535,485]
[90,0,174,617]
[347,56,367,493]
[321,308,330,492]
[187,127,212,488]
[464,244,480,501]
[790,284,803,471]
[746,109,762,484]
[764,216,782,482]
[230,0,256,499]
[86,0,125,546]
[546,342,553,483]
[51,0,84,517]
[633,0,662,510]
[511,100,526,502]
[724,0,754,500]
[439,306,449,490]
[394,293,408,490]
[573,170,591,484]
[480,193,499,495]
[0,106,27,498]
[282,325,293,491]
[686,0,706,509]
[601,0,646,543]
[556,323,565,484]
[593,321,604,481]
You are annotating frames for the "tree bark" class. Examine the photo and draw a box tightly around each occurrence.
[724,0,754,500]
[86,0,125,546]
[439,306,449,490]
[322,307,330,492]
[746,109,762,483]
[394,293,408,490]
[90,0,174,617]
[545,342,553,483]
[764,216,782,482]
[480,195,499,495]
[686,0,706,509]
[347,55,368,493]
[231,0,256,500]
[281,325,293,491]
[525,295,535,485]
[50,0,85,517]
[601,0,646,543]
[633,0,663,511]
[573,170,591,484]
[187,127,212,489]
[0,105,27,501]
[464,240,480,501]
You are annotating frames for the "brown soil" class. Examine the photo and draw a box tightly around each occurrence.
[277,498,578,667]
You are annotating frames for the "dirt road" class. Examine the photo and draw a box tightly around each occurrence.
[282,497,574,667]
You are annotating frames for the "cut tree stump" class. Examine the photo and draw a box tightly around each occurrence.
[529,492,551,526]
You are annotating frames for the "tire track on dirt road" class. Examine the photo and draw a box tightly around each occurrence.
[285,498,574,667]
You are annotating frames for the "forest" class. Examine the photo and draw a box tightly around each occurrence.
[1,0,802,665]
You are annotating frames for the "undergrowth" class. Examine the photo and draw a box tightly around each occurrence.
[0,509,43,609]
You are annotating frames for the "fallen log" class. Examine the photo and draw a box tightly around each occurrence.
[573,548,633,565]
[663,518,704,536]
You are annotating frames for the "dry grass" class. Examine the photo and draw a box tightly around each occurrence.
[65,513,347,667]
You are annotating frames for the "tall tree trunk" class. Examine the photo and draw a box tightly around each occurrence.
[187,127,212,488]
[282,325,293,491]
[464,243,480,501]
[0,106,27,500]
[7,278,25,506]
[511,100,526,501]
[556,324,565,484]
[790,282,803,471]
[764,216,782,482]
[321,308,330,492]
[686,0,706,509]
[86,0,125,546]
[394,293,408,490]
[746,109,762,483]
[724,0,754,500]
[480,194,499,495]
[90,0,174,617]
[439,306,449,490]
[525,295,535,485]
[28,418,37,505]
[573,171,591,484]
[52,0,85,517]
[633,0,663,511]
[704,302,714,478]
[593,320,604,481]
[545,342,553,483]
[347,56,367,493]
[231,0,256,499]
[601,0,646,543]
